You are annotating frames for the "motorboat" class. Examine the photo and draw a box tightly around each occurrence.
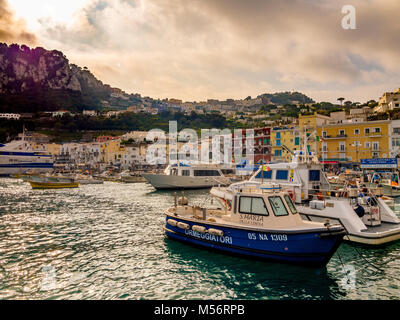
[211,151,400,245]
[164,189,345,266]
[119,170,146,183]
[143,164,233,190]
[27,176,79,189]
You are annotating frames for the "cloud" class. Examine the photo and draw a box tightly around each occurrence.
[2,0,400,103]
[0,0,36,44]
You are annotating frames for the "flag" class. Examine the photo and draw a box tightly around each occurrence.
[262,165,271,172]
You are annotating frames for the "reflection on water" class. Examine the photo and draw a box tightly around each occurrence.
[1,178,400,299]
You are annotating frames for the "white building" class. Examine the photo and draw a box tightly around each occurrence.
[52,110,71,117]
[83,110,98,116]
[0,113,21,120]
[59,143,102,166]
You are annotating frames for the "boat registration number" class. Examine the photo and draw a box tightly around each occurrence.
[248,233,288,241]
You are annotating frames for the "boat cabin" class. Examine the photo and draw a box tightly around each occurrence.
[248,151,330,203]
[228,188,310,229]
[165,164,224,178]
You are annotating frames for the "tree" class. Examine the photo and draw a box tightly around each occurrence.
[337,97,345,105]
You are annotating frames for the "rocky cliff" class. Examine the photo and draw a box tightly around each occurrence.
[0,43,124,113]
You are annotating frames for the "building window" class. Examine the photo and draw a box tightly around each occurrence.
[374,127,381,133]
[365,128,370,134]
[365,142,370,148]
[276,140,281,146]
[354,129,360,135]
[372,142,379,151]
[339,129,345,136]
[322,131,327,138]
[339,142,346,151]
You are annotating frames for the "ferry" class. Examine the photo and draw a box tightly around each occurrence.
[164,189,345,266]
[143,164,234,190]
[211,151,400,245]
[0,134,53,176]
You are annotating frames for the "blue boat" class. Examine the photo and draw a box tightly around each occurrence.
[164,188,345,266]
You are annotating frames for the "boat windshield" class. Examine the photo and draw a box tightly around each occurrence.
[268,196,289,216]
[284,195,298,214]
[239,196,269,216]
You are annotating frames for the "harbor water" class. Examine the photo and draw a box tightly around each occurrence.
[1,178,400,300]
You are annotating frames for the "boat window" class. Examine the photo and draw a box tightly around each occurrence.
[194,170,221,176]
[221,169,234,175]
[309,170,320,182]
[171,169,178,176]
[239,196,269,216]
[276,170,288,180]
[181,170,190,176]
[268,196,289,216]
[255,170,272,179]
[284,195,298,214]
[239,197,252,213]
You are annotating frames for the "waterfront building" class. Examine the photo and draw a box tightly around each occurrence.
[389,120,400,158]
[232,127,271,164]
[270,126,300,162]
[316,120,391,166]
[298,113,331,154]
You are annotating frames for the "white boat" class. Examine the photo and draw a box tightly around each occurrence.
[0,134,53,176]
[211,151,400,245]
[143,164,233,190]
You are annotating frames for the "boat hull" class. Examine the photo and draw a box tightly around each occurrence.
[28,181,79,189]
[143,174,231,190]
[164,215,344,266]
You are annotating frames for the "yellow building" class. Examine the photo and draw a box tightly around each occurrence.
[271,127,300,162]
[316,120,391,164]
[101,139,126,165]
[298,113,330,154]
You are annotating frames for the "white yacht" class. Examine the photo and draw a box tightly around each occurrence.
[143,164,233,190]
[211,150,400,245]
[0,135,54,176]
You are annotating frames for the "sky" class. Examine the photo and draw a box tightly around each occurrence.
[0,0,399,103]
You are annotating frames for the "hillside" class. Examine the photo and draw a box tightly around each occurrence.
[258,92,315,105]
[0,43,137,113]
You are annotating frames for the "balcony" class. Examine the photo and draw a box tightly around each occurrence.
[365,132,382,137]
[322,134,347,140]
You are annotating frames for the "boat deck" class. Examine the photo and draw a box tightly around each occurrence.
[361,221,400,234]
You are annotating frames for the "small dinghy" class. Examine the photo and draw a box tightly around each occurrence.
[28,176,79,189]
[164,188,345,267]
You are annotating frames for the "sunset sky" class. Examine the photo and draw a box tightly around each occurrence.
[1,0,399,103]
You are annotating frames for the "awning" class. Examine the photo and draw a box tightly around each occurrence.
[320,161,338,164]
